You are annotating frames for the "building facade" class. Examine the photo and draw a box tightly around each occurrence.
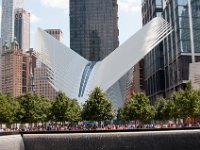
[132,59,145,93]
[1,0,23,46]
[45,29,63,42]
[163,0,200,98]
[34,28,63,99]
[142,0,165,102]
[1,0,24,91]
[1,39,35,96]
[1,40,23,96]
[34,64,57,100]
[142,0,200,102]
[14,8,30,51]
[70,0,119,61]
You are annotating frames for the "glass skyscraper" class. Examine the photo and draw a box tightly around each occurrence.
[142,0,200,101]
[163,0,200,98]
[1,0,15,46]
[1,0,23,47]
[142,0,165,102]
[70,0,119,61]
[14,8,30,51]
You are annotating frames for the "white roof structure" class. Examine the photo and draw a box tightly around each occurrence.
[35,17,173,107]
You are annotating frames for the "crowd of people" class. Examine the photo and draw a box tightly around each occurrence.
[0,121,200,132]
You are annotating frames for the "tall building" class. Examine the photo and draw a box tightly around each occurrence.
[163,0,200,98]
[142,0,165,102]
[1,39,23,96]
[1,0,24,91]
[34,64,57,100]
[1,39,35,96]
[35,29,63,99]
[70,0,119,61]
[132,59,144,93]
[1,0,23,46]
[14,8,30,51]
[142,0,200,101]
[45,29,63,42]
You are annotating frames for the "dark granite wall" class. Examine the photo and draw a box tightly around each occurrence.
[23,130,200,150]
[1,130,200,150]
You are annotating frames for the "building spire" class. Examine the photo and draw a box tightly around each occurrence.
[11,37,19,50]
[3,41,9,52]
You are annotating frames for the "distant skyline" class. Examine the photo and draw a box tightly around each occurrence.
[0,0,142,48]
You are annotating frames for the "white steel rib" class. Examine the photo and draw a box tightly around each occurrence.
[89,17,173,92]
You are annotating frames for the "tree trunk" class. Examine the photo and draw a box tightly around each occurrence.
[98,121,102,128]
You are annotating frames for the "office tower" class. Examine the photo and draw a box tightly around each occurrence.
[0,38,2,90]
[35,28,63,99]
[163,0,200,98]
[1,39,35,96]
[1,39,23,96]
[142,0,164,102]
[34,64,57,100]
[14,8,30,51]
[1,0,23,46]
[45,29,63,42]
[142,0,200,101]
[35,29,61,99]
[1,0,24,90]
[132,60,144,93]
[70,0,119,61]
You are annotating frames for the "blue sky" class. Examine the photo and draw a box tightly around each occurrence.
[0,0,142,47]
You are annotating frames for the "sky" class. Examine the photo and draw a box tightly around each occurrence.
[0,0,142,47]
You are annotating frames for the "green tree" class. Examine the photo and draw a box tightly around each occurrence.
[193,90,200,117]
[35,95,52,122]
[50,92,69,122]
[6,94,20,124]
[0,93,18,124]
[65,99,82,122]
[170,82,200,119]
[116,108,123,120]
[82,87,115,122]
[121,93,156,122]
[50,92,81,123]
[155,98,173,121]
[17,93,46,123]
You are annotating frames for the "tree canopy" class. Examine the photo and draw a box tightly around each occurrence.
[17,93,51,123]
[120,93,156,121]
[155,98,173,121]
[82,87,115,121]
[170,82,200,119]
[50,92,82,122]
[0,93,19,124]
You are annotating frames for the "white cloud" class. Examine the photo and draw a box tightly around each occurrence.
[118,0,141,13]
[31,13,41,23]
[40,0,69,9]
